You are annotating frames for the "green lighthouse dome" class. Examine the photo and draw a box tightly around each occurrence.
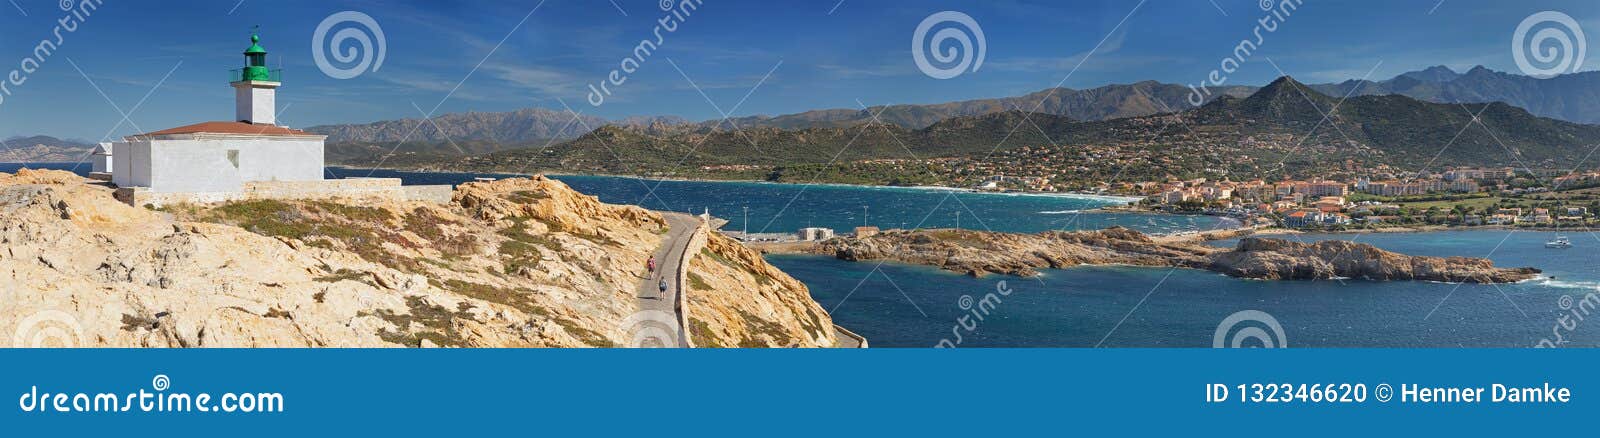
[244,33,267,56]
[235,29,278,82]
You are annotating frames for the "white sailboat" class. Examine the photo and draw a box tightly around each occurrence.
[1545,234,1572,249]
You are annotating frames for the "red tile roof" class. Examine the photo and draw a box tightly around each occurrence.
[137,121,314,137]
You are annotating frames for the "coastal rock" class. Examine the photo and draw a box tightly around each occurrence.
[0,169,837,348]
[685,232,837,348]
[1208,238,1540,283]
[822,227,1212,277]
[818,227,1538,283]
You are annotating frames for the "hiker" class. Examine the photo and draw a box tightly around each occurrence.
[658,279,669,297]
[647,256,656,273]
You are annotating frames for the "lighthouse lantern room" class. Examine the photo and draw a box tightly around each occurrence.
[231,30,281,125]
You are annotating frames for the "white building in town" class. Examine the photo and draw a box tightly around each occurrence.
[797,227,835,241]
[111,32,325,195]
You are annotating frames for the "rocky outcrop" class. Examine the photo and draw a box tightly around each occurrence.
[1207,238,1540,283]
[818,227,1538,283]
[684,232,837,348]
[0,169,836,348]
[821,227,1212,277]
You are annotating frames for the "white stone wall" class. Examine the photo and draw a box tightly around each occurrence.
[232,137,324,183]
[114,135,324,193]
[146,139,245,193]
[111,140,150,188]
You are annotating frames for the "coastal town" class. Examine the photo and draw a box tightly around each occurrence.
[1122,166,1600,230]
[803,128,1600,232]
[712,139,1600,234]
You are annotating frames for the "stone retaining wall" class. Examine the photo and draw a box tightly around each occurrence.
[674,219,710,348]
[114,178,454,207]
[833,324,869,348]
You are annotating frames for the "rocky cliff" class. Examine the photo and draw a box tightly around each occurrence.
[684,232,836,348]
[0,169,835,347]
[818,227,1538,283]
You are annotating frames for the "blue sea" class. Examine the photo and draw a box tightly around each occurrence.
[10,163,1597,348]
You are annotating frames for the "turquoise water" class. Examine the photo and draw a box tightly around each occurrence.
[13,163,1594,348]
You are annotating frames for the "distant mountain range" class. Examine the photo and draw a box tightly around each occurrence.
[308,81,1257,148]
[346,76,1600,178]
[0,136,94,163]
[1309,65,1600,125]
[308,66,1600,153]
[1197,76,1599,169]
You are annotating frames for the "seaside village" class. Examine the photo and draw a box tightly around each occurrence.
[87,33,452,207]
[1141,167,1598,230]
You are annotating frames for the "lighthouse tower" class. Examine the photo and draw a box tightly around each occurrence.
[231,31,280,125]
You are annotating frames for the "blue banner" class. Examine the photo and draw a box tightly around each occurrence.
[0,349,1590,436]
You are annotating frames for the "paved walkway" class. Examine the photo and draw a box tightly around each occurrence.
[634,212,867,348]
[634,212,700,347]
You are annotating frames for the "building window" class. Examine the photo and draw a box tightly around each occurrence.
[227,150,240,168]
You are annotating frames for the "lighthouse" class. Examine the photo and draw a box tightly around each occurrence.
[109,29,326,200]
[231,31,280,125]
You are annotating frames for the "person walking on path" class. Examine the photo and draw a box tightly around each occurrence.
[658,278,669,299]
[647,256,656,274]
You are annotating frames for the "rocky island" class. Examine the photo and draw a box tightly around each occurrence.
[0,169,844,348]
[813,227,1539,283]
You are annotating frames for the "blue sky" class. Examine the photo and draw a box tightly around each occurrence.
[0,0,1597,141]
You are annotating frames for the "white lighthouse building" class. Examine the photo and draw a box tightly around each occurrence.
[111,31,325,198]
